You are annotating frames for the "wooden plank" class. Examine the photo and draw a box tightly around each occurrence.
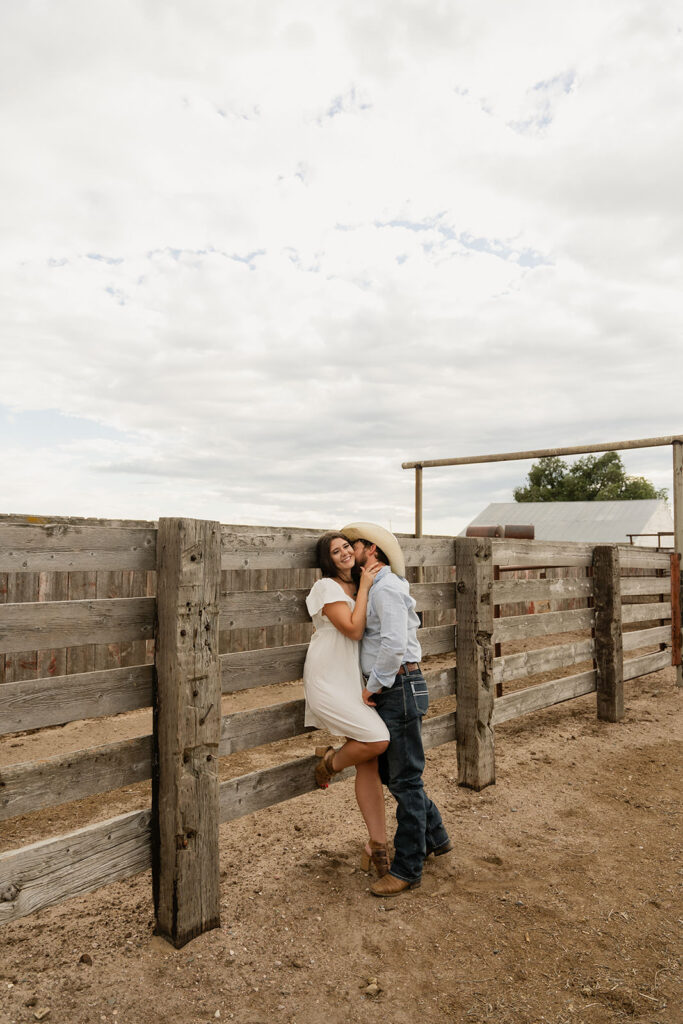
[621,601,671,624]
[0,735,152,820]
[247,568,268,653]
[95,571,123,670]
[4,573,40,682]
[219,753,352,821]
[218,708,458,824]
[620,577,672,597]
[618,548,672,570]
[218,666,456,755]
[623,648,672,680]
[0,571,6,685]
[220,643,307,692]
[492,670,596,725]
[0,700,462,926]
[492,539,594,568]
[622,625,672,651]
[422,709,457,748]
[0,809,151,925]
[220,531,455,571]
[220,588,307,629]
[219,701,306,755]
[593,546,624,723]
[223,620,454,670]
[153,517,221,948]
[119,570,150,667]
[671,554,681,666]
[0,513,156,528]
[0,597,155,654]
[455,538,495,790]
[219,582,455,630]
[0,665,154,736]
[493,607,594,644]
[492,576,593,604]
[66,571,97,674]
[0,672,454,819]
[418,624,456,656]
[493,637,595,686]
[401,536,455,569]
[36,572,69,679]
[411,582,456,611]
[425,666,457,701]
[0,523,157,572]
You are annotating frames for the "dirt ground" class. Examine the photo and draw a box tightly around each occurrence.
[1,663,681,1024]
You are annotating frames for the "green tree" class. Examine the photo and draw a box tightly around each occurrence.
[513,452,668,502]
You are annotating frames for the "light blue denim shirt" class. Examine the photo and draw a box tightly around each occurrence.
[360,565,422,693]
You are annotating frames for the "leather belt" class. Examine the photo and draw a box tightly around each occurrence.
[398,662,420,675]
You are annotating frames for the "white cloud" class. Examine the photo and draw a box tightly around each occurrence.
[1,0,681,535]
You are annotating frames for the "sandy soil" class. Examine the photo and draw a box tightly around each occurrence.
[1,664,681,1024]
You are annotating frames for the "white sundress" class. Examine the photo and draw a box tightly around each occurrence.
[303,577,390,743]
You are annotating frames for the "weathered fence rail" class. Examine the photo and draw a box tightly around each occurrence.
[0,517,680,945]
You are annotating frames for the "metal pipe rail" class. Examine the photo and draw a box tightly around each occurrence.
[403,434,683,687]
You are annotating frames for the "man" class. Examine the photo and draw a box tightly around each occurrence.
[342,522,452,896]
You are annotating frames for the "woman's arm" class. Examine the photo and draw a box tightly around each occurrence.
[322,565,380,640]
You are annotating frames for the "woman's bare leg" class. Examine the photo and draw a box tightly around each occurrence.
[354,757,387,844]
[329,739,387,772]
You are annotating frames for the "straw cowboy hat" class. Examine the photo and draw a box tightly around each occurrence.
[341,522,406,578]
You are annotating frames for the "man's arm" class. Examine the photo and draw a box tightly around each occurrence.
[364,581,407,695]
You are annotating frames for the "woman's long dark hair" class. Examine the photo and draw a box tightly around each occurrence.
[316,532,354,579]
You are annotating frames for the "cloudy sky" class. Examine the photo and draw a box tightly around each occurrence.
[2,0,681,535]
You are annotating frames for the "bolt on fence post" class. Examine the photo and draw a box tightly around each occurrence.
[592,545,624,723]
[153,517,222,947]
[455,537,495,789]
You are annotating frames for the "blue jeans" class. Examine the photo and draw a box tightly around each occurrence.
[374,670,449,882]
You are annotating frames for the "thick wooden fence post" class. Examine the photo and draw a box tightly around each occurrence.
[593,545,624,722]
[455,537,495,790]
[153,518,222,947]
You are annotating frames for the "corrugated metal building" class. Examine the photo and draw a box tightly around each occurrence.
[463,500,673,547]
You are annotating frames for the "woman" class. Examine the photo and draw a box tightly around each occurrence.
[303,532,390,877]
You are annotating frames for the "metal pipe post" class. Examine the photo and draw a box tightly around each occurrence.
[414,466,423,538]
[673,441,683,687]
[414,466,423,583]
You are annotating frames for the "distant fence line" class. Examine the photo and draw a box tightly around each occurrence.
[0,514,679,946]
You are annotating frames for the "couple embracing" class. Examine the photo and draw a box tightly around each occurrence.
[303,522,451,897]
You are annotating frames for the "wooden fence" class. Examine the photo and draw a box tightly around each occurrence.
[0,518,679,946]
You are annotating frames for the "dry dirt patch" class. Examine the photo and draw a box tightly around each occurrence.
[1,669,681,1024]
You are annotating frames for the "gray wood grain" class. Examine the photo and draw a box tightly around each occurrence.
[620,577,672,597]
[0,664,154,736]
[455,538,495,790]
[493,637,595,685]
[219,581,455,629]
[493,607,594,644]
[153,517,221,947]
[618,548,672,570]
[492,577,593,604]
[593,546,624,722]
[0,809,151,925]
[621,601,671,624]
[492,670,597,725]
[0,523,156,572]
[622,625,672,651]
[220,530,455,571]
[492,539,595,567]
[0,597,155,654]
[0,735,153,820]
[623,648,671,680]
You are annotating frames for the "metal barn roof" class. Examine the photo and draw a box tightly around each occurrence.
[462,500,673,546]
